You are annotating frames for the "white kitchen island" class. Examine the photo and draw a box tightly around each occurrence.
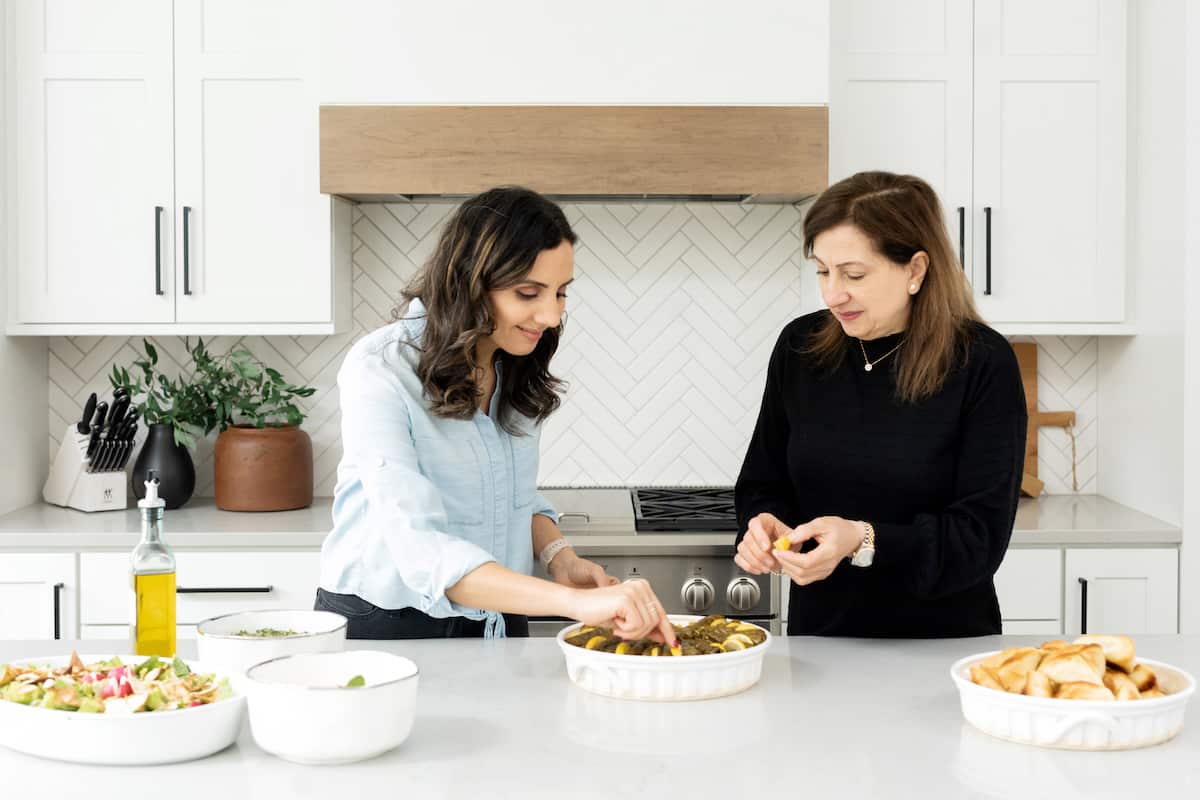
[1,636,1196,799]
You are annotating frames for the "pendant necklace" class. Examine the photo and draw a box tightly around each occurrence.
[859,338,903,372]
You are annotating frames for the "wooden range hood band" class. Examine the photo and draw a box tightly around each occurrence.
[319,105,828,201]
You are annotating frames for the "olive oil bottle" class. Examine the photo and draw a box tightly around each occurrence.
[130,474,176,657]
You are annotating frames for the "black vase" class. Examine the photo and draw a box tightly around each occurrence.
[131,423,196,510]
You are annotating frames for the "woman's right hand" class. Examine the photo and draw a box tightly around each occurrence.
[564,579,678,645]
[735,512,790,574]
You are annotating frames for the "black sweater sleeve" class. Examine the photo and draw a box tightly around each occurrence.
[872,335,1027,599]
[734,324,801,538]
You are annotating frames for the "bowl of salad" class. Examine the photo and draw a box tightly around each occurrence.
[0,651,243,765]
[196,609,347,689]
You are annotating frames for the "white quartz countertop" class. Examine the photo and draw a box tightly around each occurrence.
[0,493,1179,552]
[0,635,1196,799]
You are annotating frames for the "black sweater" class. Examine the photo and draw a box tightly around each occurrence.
[735,311,1027,638]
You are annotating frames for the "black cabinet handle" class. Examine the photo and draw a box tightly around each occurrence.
[956,206,965,270]
[177,586,274,594]
[182,206,193,295]
[154,206,164,296]
[1078,577,1088,634]
[53,582,65,640]
[983,206,993,295]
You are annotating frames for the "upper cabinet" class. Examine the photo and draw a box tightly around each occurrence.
[830,0,1128,329]
[7,0,351,335]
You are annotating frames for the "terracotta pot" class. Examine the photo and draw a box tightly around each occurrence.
[213,425,313,512]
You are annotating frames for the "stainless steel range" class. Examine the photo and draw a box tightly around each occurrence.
[530,487,779,636]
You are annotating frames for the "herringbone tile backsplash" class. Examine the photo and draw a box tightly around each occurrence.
[48,202,1097,495]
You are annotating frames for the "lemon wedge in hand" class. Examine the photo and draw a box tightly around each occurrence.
[773,536,792,551]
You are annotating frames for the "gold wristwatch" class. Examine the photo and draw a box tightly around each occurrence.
[849,521,875,567]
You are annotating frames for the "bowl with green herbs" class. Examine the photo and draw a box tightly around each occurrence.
[196,609,347,690]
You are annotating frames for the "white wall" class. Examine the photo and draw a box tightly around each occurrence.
[1097,0,1186,526]
[0,1,48,514]
[1182,0,1200,633]
[318,0,829,104]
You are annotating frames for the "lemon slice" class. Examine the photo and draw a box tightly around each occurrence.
[711,642,726,653]
[726,633,755,648]
[722,638,747,651]
[615,642,631,655]
[647,646,661,657]
[734,623,760,633]
[669,645,682,657]
[584,635,608,650]
[774,536,792,551]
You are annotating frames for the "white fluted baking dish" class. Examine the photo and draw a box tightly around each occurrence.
[556,615,771,701]
[950,651,1195,750]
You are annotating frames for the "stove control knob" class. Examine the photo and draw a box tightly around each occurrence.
[681,577,715,613]
[727,577,761,612]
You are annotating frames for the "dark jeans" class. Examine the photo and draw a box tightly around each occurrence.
[315,588,529,639]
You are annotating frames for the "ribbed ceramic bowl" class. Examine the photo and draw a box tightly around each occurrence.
[950,651,1195,750]
[556,615,771,701]
[0,653,244,765]
[196,609,347,690]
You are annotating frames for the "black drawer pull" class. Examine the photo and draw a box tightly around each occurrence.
[182,205,193,295]
[956,206,965,269]
[983,206,993,295]
[154,206,164,296]
[53,582,65,640]
[177,586,274,594]
[1078,577,1089,634]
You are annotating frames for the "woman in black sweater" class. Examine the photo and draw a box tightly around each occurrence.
[734,171,1027,638]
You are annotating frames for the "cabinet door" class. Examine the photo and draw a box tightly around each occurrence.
[1065,548,1178,635]
[0,554,77,640]
[171,0,332,325]
[12,0,175,324]
[994,548,1062,634]
[829,0,974,271]
[972,0,1127,322]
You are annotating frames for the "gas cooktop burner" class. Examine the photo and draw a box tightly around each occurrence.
[632,487,738,532]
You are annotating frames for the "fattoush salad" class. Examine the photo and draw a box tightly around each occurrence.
[0,652,232,714]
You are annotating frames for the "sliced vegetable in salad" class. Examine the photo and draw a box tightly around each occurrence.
[232,628,302,638]
[0,652,232,714]
[343,674,365,688]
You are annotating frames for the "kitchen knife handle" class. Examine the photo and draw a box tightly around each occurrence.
[77,392,97,435]
[177,586,274,594]
[154,206,165,296]
[53,582,65,640]
[1078,577,1089,635]
[983,206,992,296]
[182,205,193,295]
[956,206,965,270]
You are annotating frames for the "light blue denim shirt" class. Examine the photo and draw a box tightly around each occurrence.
[318,299,558,638]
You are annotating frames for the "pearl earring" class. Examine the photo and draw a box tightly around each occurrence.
[909,283,917,293]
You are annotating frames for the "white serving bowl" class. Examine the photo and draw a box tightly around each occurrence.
[950,651,1196,750]
[556,615,771,701]
[243,649,419,765]
[0,653,245,765]
[196,609,347,690]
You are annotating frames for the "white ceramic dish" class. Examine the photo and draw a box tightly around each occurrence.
[556,615,771,701]
[950,651,1196,750]
[0,653,244,765]
[243,649,419,765]
[196,609,347,690]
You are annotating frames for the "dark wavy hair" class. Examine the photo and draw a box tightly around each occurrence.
[394,187,576,434]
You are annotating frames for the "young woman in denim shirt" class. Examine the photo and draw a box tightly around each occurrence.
[316,187,676,644]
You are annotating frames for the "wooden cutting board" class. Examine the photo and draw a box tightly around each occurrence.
[1011,342,1075,497]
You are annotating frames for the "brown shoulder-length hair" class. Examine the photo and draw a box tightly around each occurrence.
[802,171,982,404]
[395,186,576,434]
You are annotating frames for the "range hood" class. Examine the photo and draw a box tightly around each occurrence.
[319,105,827,204]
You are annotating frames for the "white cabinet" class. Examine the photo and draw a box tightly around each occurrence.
[830,0,1127,325]
[995,548,1061,635]
[1065,548,1178,635]
[80,550,321,631]
[0,554,77,640]
[7,0,351,334]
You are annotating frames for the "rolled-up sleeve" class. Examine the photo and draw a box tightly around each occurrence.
[339,356,496,618]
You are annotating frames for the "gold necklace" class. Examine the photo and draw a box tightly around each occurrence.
[858,338,903,372]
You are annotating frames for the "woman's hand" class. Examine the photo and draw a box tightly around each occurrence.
[549,550,619,590]
[563,578,678,645]
[774,516,866,586]
[734,512,791,574]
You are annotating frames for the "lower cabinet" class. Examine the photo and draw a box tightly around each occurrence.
[0,553,77,640]
[80,551,321,637]
[995,549,1062,635]
[1065,548,1178,635]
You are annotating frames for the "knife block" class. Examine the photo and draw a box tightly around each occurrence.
[43,425,127,512]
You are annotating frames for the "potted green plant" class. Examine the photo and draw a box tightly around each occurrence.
[186,339,318,512]
[109,340,209,509]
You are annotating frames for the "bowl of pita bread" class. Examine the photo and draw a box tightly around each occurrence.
[950,634,1195,750]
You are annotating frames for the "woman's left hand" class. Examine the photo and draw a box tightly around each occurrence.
[549,550,619,589]
[774,516,866,586]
